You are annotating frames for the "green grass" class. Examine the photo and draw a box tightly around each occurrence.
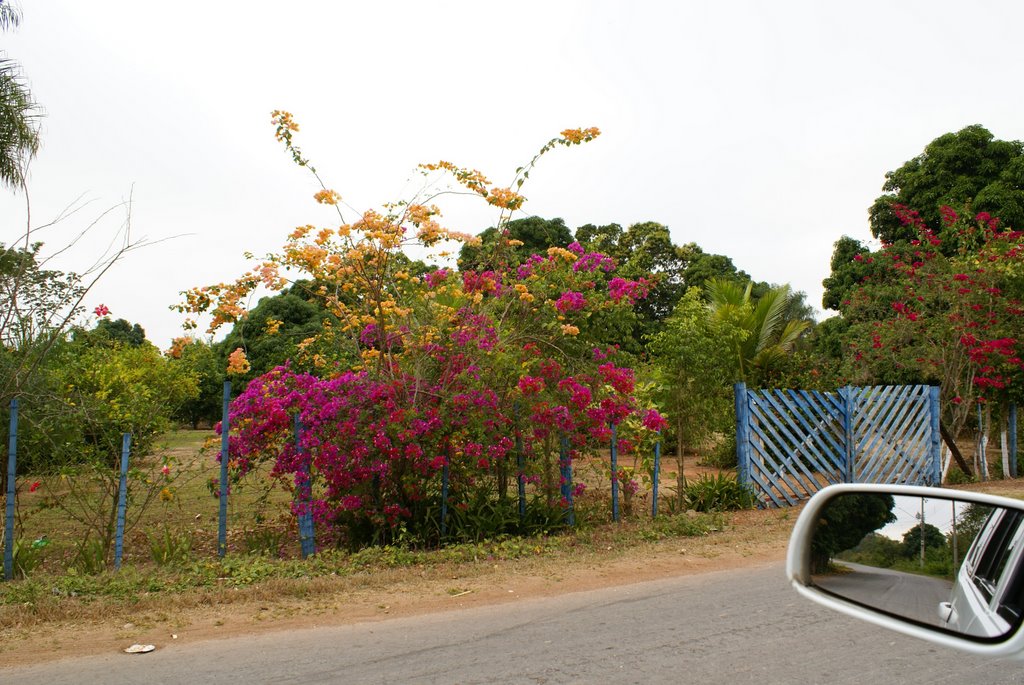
[3,512,726,601]
[10,429,294,571]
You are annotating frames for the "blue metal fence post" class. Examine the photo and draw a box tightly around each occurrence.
[928,386,941,486]
[114,433,131,570]
[218,381,231,558]
[440,457,449,538]
[514,402,525,522]
[560,435,574,527]
[294,415,316,559]
[3,399,18,581]
[610,423,619,522]
[734,383,751,489]
[842,385,856,483]
[652,432,661,518]
[1011,403,1018,479]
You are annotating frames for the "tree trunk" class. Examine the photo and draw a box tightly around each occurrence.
[1000,403,1009,479]
[676,418,686,509]
[980,404,990,481]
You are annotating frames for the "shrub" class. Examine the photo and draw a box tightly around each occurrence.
[684,473,754,512]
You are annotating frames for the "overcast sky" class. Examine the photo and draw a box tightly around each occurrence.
[3,1,1023,348]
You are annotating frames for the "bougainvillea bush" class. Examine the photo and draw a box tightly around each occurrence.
[841,203,1024,436]
[180,114,665,548]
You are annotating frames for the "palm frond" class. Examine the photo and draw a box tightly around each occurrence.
[0,57,41,188]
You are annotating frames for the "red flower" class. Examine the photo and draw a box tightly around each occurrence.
[94,304,110,317]
[29,481,41,493]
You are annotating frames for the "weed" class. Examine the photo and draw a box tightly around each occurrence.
[9,536,50,578]
[72,538,108,575]
[147,527,193,566]
[945,465,976,485]
[638,512,723,541]
[683,473,755,512]
[241,525,287,557]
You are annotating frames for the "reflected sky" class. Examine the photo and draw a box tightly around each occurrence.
[878,496,977,539]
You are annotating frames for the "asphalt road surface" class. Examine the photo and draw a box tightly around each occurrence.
[4,563,1022,684]
[815,561,955,628]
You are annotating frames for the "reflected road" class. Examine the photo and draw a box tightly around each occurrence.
[815,561,954,628]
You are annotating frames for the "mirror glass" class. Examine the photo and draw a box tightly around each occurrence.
[810,493,1024,640]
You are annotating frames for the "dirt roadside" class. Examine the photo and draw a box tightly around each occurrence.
[0,506,796,667]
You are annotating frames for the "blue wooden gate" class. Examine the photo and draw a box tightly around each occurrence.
[734,384,941,508]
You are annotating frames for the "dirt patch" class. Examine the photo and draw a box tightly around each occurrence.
[0,506,796,667]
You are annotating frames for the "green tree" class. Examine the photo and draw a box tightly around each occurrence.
[575,223,784,347]
[17,337,198,568]
[458,216,572,270]
[168,337,224,429]
[646,287,741,501]
[0,0,40,189]
[839,531,901,568]
[217,280,335,384]
[705,278,810,386]
[74,317,147,347]
[821,236,879,312]
[901,522,947,559]
[614,221,685,331]
[837,209,1024,436]
[811,492,896,573]
[574,222,622,253]
[869,125,1024,246]
[678,243,751,292]
[0,243,85,405]
[19,337,197,472]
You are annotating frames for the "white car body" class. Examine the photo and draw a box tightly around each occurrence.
[940,506,1024,638]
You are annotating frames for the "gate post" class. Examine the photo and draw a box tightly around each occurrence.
[928,386,941,486]
[841,386,855,483]
[734,383,751,488]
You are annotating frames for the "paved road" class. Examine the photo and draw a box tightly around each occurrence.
[4,563,1022,684]
[816,561,955,628]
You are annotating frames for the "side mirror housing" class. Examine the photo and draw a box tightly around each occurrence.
[788,483,1024,657]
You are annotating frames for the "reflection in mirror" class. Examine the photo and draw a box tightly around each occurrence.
[810,493,1024,640]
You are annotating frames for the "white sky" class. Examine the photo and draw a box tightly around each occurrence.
[3,0,1023,348]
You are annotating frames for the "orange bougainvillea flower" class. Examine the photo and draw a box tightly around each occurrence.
[560,127,601,144]
[314,189,341,205]
[226,348,251,375]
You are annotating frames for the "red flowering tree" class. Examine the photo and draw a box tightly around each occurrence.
[181,114,664,547]
[841,203,1024,437]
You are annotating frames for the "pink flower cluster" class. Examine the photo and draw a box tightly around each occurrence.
[608,277,651,304]
[554,291,586,313]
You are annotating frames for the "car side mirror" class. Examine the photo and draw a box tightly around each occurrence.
[788,484,1024,657]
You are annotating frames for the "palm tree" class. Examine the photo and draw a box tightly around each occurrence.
[0,0,40,189]
[705,278,809,385]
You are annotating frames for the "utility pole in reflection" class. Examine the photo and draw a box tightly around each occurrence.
[920,498,926,568]
[951,500,958,572]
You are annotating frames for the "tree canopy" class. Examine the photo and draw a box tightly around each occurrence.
[869,125,1024,246]
[810,493,896,573]
[458,216,573,270]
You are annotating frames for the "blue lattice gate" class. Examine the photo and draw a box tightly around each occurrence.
[734,384,941,508]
